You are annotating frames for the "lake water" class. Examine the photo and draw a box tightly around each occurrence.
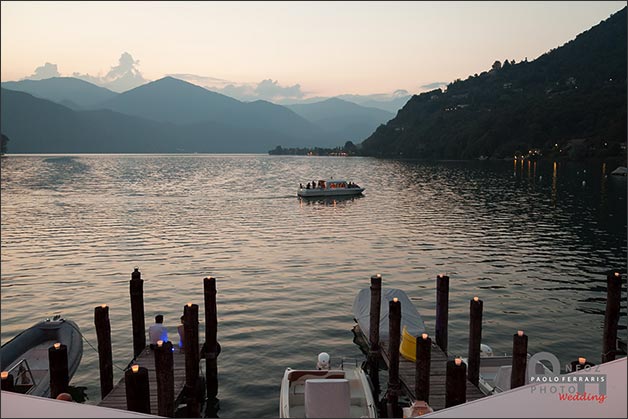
[1,154,626,417]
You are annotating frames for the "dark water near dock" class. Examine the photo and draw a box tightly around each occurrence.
[1,154,626,417]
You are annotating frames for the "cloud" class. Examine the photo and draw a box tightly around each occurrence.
[420,82,448,90]
[166,73,231,87]
[25,62,61,80]
[72,52,149,92]
[254,79,304,101]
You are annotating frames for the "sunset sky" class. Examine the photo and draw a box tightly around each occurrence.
[1,1,624,98]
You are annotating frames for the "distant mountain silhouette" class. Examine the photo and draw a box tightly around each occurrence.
[0,88,327,153]
[360,7,627,160]
[336,94,412,113]
[1,77,117,109]
[93,76,335,147]
[287,98,394,142]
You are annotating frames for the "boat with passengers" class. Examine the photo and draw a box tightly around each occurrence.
[298,179,364,198]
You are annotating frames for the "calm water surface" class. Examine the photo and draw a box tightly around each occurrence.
[1,154,626,417]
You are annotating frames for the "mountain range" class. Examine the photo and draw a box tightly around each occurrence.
[1,76,397,153]
[360,7,627,160]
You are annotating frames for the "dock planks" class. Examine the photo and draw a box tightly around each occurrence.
[98,346,190,414]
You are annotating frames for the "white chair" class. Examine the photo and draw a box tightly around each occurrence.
[304,378,350,418]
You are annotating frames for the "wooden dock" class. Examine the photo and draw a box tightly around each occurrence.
[355,325,486,411]
[98,346,189,414]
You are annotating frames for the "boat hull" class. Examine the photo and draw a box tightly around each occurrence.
[1,318,83,397]
[297,187,364,198]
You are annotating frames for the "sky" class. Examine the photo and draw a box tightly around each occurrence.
[1,1,625,101]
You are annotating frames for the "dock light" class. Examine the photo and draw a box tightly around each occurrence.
[422,333,428,340]
[157,340,163,347]
[131,364,139,373]
[187,302,192,307]
[579,357,586,365]
[1,371,8,380]
[53,342,61,350]
[376,273,381,279]
[393,297,398,303]
[101,304,107,308]
[517,330,524,337]
[473,296,479,302]
[614,272,620,277]
[454,357,462,366]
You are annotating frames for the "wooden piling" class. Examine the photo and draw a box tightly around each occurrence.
[129,267,146,358]
[570,357,595,372]
[445,359,466,407]
[48,343,69,399]
[183,303,200,418]
[415,333,431,403]
[94,304,114,398]
[1,372,15,392]
[467,297,483,387]
[386,298,402,418]
[125,365,151,414]
[602,271,622,363]
[154,340,175,417]
[511,331,528,389]
[368,274,382,396]
[435,275,449,353]
[204,277,220,400]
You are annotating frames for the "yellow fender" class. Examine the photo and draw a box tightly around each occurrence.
[399,325,417,362]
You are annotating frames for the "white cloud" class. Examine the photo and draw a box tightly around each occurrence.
[72,52,149,92]
[25,62,61,80]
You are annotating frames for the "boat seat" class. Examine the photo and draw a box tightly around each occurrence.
[287,370,345,382]
[304,378,350,418]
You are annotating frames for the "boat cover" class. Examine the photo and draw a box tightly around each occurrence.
[352,288,426,341]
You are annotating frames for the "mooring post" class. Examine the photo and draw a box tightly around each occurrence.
[184,303,200,418]
[204,276,221,402]
[48,343,69,399]
[511,330,528,389]
[94,304,114,398]
[415,333,431,403]
[368,274,382,396]
[467,296,483,387]
[602,271,622,363]
[1,371,15,392]
[125,365,151,414]
[570,357,595,372]
[129,267,146,358]
[154,340,175,417]
[386,297,402,418]
[445,358,466,408]
[435,274,450,353]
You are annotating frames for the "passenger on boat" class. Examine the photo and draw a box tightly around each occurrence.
[306,182,311,189]
[177,315,185,351]
[148,314,169,349]
[299,183,303,189]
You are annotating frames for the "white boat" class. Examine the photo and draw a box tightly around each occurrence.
[279,353,377,418]
[1,316,83,397]
[610,166,628,176]
[298,179,364,198]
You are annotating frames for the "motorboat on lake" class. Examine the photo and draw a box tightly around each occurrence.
[0,315,83,397]
[298,179,364,198]
[279,353,377,418]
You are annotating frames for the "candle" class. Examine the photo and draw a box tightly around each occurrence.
[53,342,61,349]
[473,296,479,302]
[422,333,428,340]
[131,364,139,373]
[517,330,524,337]
[1,371,8,380]
[578,357,586,365]
[455,358,462,366]
[157,340,163,347]
[393,297,398,303]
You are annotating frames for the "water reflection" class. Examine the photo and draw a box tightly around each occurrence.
[298,195,364,207]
